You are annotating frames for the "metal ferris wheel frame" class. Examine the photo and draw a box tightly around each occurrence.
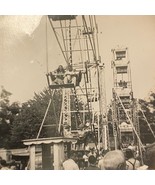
[43,15,109,150]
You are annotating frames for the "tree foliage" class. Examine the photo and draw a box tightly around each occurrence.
[139,93,155,144]
[0,87,63,149]
[10,89,62,148]
[1,86,155,149]
[0,86,84,149]
[0,86,20,148]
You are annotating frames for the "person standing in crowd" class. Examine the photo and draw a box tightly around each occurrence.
[142,142,155,170]
[9,160,17,170]
[125,148,140,170]
[0,160,10,170]
[98,149,109,169]
[88,148,97,158]
[83,151,89,168]
[63,151,79,170]
[85,155,100,170]
[100,150,126,170]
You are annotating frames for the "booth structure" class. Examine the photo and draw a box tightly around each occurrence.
[23,137,77,170]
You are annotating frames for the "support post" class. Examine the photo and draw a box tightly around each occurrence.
[29,145,35,170]
[53,142,65,170]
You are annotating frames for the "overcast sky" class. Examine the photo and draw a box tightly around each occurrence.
[0,15,155,104]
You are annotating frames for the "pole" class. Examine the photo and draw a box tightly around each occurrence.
[116,92,145,150]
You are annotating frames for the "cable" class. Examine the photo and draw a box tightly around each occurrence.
[75,18,84,64]
[139,107,155,139]
[82,16,96,61]
[94,16,100,61]
[58,90,64,133]
[115,92,145,150]
[89,16,97,60]
[51,91,59,134]
[83,72,92,123]
[48,17,69,66]
[60,20,69,64]
[36,99,52,139]
[36,90,55,139]
[69,19,72,66]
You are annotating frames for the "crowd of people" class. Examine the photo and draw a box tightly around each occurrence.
[62,142,155,170]
[0,157,18,170]
[1,142,155,170]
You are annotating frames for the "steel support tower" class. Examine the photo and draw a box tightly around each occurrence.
[111,47,140,149]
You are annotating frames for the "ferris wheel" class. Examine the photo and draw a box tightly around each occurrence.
[37,15,109,151]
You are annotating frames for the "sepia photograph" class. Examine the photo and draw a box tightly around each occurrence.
[0,14,155,171]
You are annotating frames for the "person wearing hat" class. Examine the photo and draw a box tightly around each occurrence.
[85,155,100,170]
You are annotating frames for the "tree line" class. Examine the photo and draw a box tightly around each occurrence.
[0,86,155,149]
